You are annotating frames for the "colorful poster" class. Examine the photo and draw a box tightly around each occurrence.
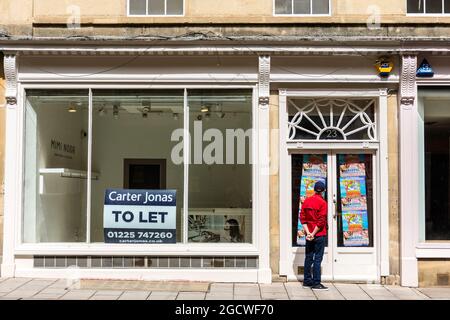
[296,155,327,246]
[338,155,370,247]
[340,176,366,199]
[339,155,366,177]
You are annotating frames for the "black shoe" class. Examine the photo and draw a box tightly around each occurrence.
[312,283,329,291]
[302,283,313,288]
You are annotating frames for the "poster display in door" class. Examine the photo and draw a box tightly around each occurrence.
[296,155,327,246]
[339,155,369,247]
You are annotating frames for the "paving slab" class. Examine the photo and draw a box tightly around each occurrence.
[92,290,124,296]
[209,283,234,294]
[80,280,209,292]
[205,293,234,300]
[0,278,32,293]
[311,284,345,300]
[177,292,206,300]
[39,288,71,295]
[289,295,318,300]
[234,284,261,296]
[284,284,318,300]
[359,284,398,300]
[4,290,43,298]
[119,291,151,300]
[385,286,427,300]
[418,288,450,300]
[148,291,178,300]
[60,290,96,300]
[48,279,74,290]
[90,295,120,300]
[261,292,289,300]
[28,293,63,300]
[260,283,287,293]
[334,283,372,300]
[234,295,262,300]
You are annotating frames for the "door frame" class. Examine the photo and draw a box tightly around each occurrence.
[278,89,390,282]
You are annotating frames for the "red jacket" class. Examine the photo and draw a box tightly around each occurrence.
[299,193,328,237]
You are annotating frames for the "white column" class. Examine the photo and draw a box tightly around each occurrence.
[378,88,390,277]
[257,55,272,283]
[1,53,19,277]
[399,55,419,287]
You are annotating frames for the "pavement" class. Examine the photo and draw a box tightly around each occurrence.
[0,277,449,300]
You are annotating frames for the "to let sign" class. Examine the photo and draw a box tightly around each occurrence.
[103,189,176,243]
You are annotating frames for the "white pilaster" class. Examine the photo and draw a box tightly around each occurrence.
[399,54,419,287]
[378,88,390,277]
[257,55,272,283]
[1,53,19,277]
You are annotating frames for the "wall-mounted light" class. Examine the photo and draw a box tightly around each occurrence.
[204,113,210,121]
[201,105,210,113]
[173,113,179,121]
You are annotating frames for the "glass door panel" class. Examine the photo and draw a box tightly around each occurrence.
[291,153,328,247]
[335,153,374,248]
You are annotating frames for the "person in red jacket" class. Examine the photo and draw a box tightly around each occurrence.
[299,181,329,291]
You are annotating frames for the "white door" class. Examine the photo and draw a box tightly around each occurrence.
[290,150,378,282]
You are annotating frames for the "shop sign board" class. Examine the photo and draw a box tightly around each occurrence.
[103,189,176,243]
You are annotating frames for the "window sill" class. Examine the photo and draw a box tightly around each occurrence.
[14,243,260,256]
[416,243,450,258]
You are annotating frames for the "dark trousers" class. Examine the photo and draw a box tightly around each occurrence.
[303,236,326,286]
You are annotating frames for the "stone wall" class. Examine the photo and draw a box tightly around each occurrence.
[419,260,450,286]
[386,93,400,285]
[269,91,280,278]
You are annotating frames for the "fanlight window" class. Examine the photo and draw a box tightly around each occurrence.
[287,98,376,141]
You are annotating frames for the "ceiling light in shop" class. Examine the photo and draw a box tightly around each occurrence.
[98,106,107,117]
[142,106,150,119]
[113,105,119,119]
[68,102,77,113]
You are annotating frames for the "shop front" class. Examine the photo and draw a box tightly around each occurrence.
[0,53,272,283]
[278,90,390,283]
[399,55,450,287]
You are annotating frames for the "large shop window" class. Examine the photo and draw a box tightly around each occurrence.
[419,88,450,241]
[23,89,253,244]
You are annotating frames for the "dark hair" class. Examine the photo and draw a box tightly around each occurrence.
[226,219,243,242]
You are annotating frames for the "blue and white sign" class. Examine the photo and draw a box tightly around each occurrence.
[103,189,176,243]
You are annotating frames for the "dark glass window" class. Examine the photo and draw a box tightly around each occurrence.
[423,92,450,240]
[407,0,424,13]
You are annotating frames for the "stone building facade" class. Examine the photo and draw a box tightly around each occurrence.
[0,0,449,287]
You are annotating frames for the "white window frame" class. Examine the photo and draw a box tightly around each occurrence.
[416,85,450,252]
[406,0,450,16]
[127,0,185,17]
[14,83,260,256]
[273,0,332,17]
